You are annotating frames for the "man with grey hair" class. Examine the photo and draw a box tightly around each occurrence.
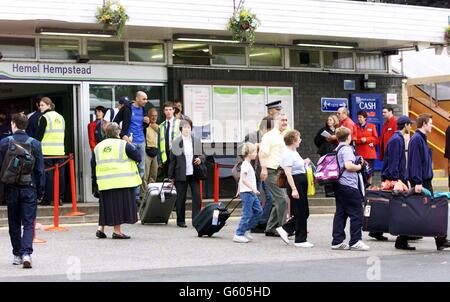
[336,107,357,144]
[259,112,289,237]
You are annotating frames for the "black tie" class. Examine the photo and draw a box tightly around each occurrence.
[165,121,170,156]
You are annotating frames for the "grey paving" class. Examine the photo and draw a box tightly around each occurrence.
[0,215,449,282]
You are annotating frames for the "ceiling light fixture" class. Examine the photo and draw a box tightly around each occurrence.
[173,34,239,44]
[36,27,116,38]
[293,40,358,49]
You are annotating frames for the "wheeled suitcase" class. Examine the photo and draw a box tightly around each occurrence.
[389,192,448,237]
[193,198,241,237]
[139,181,177,224]
[363,190,392,233]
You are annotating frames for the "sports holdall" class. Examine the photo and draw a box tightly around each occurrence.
[389,191,448,237]
[363,190,392,233]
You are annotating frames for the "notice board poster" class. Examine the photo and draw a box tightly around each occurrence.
[212,86,240,142]
[268,87,294,124]
[183,85,212,141]
[241,87,266,136]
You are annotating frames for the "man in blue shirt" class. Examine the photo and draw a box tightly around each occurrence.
[0,113,45,269]
[408,113,450,250]
[113,91,149,199]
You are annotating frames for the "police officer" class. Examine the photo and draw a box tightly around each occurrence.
[35,97,65,206]
[0,113,45,269]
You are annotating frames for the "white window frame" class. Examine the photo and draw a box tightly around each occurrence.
[287,47,323,71]
[37,36,82,62]
[355,52,388,73]
[127,40,167,65]
[0,35,38,61]
[322,49,356,72]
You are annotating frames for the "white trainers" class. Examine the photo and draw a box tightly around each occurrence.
[294,242,314,248]
[331,242,350,250]
[244,231,254,241]
[350,240,370,251]
[22,254,32,269]
[276,227,290,245]
[233,235,249,243]
[12,255,22,265]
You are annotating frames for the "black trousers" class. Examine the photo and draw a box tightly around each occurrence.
[175,175,201,225]
[282,174,309,243]
[43,158,65,204]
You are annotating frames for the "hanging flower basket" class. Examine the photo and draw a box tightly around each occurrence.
[445,26,450,43]
[227,7,260,47]
[96,0,129,37]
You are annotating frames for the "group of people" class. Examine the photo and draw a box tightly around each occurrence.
[87,92,207,239]
[3,91,450,269]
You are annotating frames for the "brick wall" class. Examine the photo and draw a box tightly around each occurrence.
[168,67,403,164]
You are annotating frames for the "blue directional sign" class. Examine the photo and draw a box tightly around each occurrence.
[321,98,348,112]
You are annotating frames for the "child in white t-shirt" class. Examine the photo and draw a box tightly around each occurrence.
[234,143,263,243]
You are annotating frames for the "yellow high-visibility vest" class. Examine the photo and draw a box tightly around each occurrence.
[158,119,181,163]
[41,111,65,156]
[94,138,142,191]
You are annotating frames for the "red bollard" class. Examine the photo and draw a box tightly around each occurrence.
[64,154,86,217]
[214,163,219,204]
[33,220,46,244]
[45,163,68,231]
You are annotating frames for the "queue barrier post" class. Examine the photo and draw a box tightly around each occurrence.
[64,153,86,217]
[32,220,46,244]
[214,163,219,204]
[199,181,203,209]
[44,162,68,232]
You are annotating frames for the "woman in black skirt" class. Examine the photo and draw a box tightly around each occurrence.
[92,123,141,239]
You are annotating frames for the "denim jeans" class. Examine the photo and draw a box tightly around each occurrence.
[258,181,273,225]
[236,192,263,236]
[6,186,37,256]
[135,142,146,199]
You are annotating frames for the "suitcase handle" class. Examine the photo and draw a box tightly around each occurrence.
[160,178,175,195]
[224,197,242,215]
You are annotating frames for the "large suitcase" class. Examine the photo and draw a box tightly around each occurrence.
[363,190,392,233]
[193,198,241,237]
[139,181,177,225]
[389,192,448,237]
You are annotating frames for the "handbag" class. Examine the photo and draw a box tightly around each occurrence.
[145,147,158,158]
[276,167,288,188]
[193,160,207,180]
[307,165,316,196]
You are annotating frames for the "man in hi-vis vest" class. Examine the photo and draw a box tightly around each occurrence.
[158,102,181,178]
[35,97,65,206]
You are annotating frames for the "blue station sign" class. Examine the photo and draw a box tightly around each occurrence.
[321,98,348,112]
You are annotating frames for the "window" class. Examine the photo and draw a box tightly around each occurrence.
[323,51,354,69]
[173,43,211,65]
[87,40,125,61]
[249,47,282,67]
[212,45,246,65]
[289,49,321,68]
[129,42,164,62]
[356,53,386,71]
[0,37,35,59]
[39,38,79,60]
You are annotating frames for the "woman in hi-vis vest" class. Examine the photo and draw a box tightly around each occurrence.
[35,97,65,206]
[92,123,141,239]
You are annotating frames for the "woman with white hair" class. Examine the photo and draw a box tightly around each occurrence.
[92,122,142,239]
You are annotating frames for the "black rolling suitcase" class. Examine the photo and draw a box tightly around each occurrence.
[193,197,241,237]
[139,180,177,225]
[389,192,448,237]
[363,190,392,233]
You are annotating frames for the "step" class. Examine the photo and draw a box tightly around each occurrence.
[433,170,447,178]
